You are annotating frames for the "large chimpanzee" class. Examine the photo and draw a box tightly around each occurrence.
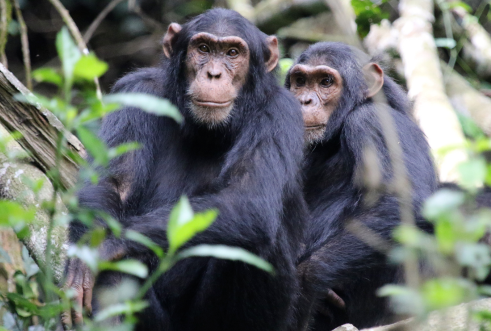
[63,9,307,331]
[285,42,438,330]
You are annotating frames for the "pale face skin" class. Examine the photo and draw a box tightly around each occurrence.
[185,32,250,127]
[288,63,343,144]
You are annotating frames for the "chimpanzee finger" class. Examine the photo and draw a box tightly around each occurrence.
[69,269,85,326]
[325,289,345,309]
[72,288,84,326]
[82,269,94,316]
[61,263,78,330]
[61,309,73,330]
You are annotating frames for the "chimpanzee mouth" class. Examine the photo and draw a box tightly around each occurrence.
[193,100,233,108]
[305,125,326,131]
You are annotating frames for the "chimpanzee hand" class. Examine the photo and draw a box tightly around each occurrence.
[298,256,346,310]
[62,258,95,330]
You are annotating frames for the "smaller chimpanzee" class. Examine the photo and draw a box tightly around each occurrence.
[285,42,438,330]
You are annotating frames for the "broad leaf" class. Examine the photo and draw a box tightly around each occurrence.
[104,93,182,122]
[74,53,108,80]
[167,196,218,253]
[0,200,35,226]
[125,230,164,258]
[108,142,141,159]
[423,188,465,220]
[99,259,148,278]
[435,38,457,49]
[458,157,487,190]
[67,245,99,272]
[178,244,274,274]
[32,68,63,87]
[76,126,109,166]
[95,300,148,322]
[56,27,81,89]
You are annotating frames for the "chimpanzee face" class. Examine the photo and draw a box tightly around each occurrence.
[185,32,250,127]
[162,22,279,128]
[288,62,343,145]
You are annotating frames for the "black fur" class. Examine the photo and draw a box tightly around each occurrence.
[71,9,307,331]
[286,42,438,329]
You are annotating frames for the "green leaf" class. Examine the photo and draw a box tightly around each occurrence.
[458,157,487,190]
[74,53,109,80]
[108,142,141,159]
[78,101,120,124]
[95,300,149,322]
[435,38,457,49]
[67,245,99,272]
[178,244,275,274]
[457,113,485,140]
[167,196,218,254]
[445,1,472,12]
[393,224,426,247]
[455,243,491,280]
[22,246,39,278]
[103,93,183,122]
[56,27,81,88]
[0,200,35,226]
[434,217,458,253]
[421,278,473,310]
[125,230,164,258]
[32,68,63,87]
[423,189,465,220]
[76,126,109,166]
[377,284,423,316]
[99,259,148,278]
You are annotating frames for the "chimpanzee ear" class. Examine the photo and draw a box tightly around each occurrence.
[163,23,182,58]
[265,36,279,72]
[363,63,384,98]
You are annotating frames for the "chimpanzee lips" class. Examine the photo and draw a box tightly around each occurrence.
[305,124,326,130]
[193,99,233,108]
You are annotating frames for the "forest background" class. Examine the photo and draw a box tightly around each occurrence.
[2,0,491,330]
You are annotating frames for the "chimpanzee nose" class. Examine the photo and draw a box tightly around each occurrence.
[207,69,222,79]
[300,96,313,105]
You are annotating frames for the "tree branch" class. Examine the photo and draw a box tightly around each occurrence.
[450,4,491,79]
[46,0,103,99]
[251,0,329,33]
[395,0,467,182]
[83,0,126,43]
[0,63,84,190]
[0,122,68,285]
[12,0,32,90]
[0,0,11,68]
[442,62,491,136]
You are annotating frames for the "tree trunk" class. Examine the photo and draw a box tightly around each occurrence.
[395,0,467,182]
[0,64,81,284]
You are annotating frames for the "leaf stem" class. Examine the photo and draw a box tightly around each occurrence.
[46,0,102,100]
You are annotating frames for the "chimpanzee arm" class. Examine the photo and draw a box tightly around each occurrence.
[70,68,165,244]
[299,212,394,291]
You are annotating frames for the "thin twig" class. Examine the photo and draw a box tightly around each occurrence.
[12,0,31,90]
[0,0,11,68]
[128,0,163,32]
[84,0,126,43]
[46,0,102,99]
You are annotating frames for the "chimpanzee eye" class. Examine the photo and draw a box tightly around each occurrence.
[198,44,210,53]
[227,48,239,57]
[320,76,334,87]
[296,76,306,87]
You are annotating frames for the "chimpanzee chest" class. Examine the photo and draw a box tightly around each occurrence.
[144,140,227,208]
